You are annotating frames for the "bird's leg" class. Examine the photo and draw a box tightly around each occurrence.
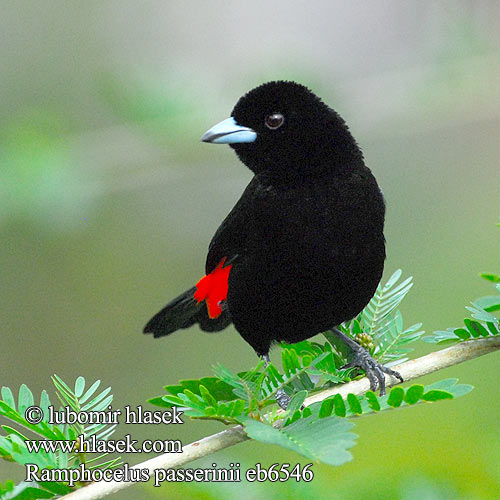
[328,327,403,395]
[261,354,291,410]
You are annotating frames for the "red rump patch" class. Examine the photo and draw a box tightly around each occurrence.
[194,258,232,319]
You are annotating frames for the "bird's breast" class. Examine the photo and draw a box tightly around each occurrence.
[226,173,385,343]
[249,177,383,261]
[229,173,385,307]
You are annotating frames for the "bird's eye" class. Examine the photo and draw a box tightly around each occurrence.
[265,112,285,130]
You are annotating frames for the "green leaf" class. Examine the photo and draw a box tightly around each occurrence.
[387,387,404,407]
[37,481,73,496]
[1,387,16,409]
[307,379,471,421]
[259,353,328,404]
[288,410,301,425]
[453,328,470,340]
[182,389,203,408]
[0,395,64,440]
[1,426,28,442]
[424,378,473,397]
[341,270,422,365]
[466,303,499,323]
[51,375,75,401]
[374,315,424,364]
[198,385,217,407]
[52,375,79,412]
[480,273,500,283]
[74,377,86,398]
[212,363,257,404]
[365,391,381,411]
[0,376,119,488]
[475,295,500,312]
[358,270,414,337]
[285,391,307,417]
[422,390,453,402]
[80,387,112,412]
[165,377,240,402]
[306,348,349,385]
[301,406,312,419]
[333,394,346,417]
[464,318,480,338]
[282,349,300,377]
[0,480,15,497]
[347,394,362,415]
[323,329,350,359]
[79,380,101,404]
[487,322,499,335]
[39,391,51,424]
[87,394,113,413]
[204,406,216,416]
[147,396,173,408]
[302,355,313,367]
[230,399,246,417]
[243,415,357,466]
[422,328,460,344]
[0,480,56,499]
[17,385,34,417]
[465,319,490,338]
[318,397,334,418]
[404,385,424,405]
[159,395,185,407]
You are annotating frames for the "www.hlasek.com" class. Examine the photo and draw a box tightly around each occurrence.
[25,434,182,454]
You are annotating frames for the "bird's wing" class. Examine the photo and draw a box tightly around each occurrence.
[205,175,259,273]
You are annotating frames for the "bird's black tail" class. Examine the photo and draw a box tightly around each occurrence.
[143,287,231,338]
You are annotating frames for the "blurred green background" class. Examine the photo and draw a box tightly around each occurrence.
[1,1,499,499]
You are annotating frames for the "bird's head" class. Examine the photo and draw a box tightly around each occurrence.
[201,81,363,181]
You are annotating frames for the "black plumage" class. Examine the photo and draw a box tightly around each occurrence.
[144,80,402,396]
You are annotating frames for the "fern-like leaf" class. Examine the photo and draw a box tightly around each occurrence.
[374,311,424,364]
[357,270,413,336]
[243,414,357,466]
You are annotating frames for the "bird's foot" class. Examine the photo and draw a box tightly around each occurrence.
[261,354,292,409]
[275,388,291,410]
[341,344,403,396]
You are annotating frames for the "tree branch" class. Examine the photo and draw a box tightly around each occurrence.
[61,337,500,500]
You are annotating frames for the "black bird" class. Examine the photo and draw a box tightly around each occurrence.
[144,81,402,405]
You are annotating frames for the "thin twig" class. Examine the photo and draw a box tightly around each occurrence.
[61,337,500,500]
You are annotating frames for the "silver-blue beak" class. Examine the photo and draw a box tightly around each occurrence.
[201,117,257,144]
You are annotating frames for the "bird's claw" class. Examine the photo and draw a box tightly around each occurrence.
[276,388,291,410]
[262,355,292,410]
[341,345,403,396]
